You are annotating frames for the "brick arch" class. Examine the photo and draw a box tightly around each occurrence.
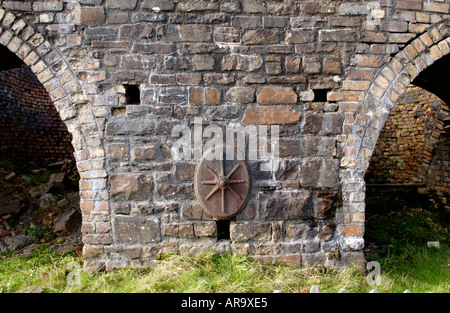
[0,9,108,229]
[338,20,450,253]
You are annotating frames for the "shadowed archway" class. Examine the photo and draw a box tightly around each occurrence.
[0,9,109,263]
[339,20,450,257]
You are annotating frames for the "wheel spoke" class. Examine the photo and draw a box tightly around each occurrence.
[201,180,217,185]
[205,185,220,200]
[226,164,240,178]
[227,185,242,200]
[205,165,219,179]
[222,188,225,214]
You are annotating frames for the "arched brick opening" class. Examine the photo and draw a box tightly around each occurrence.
[0,9,108,261]
[340,20,450,256]
[0,55,75,168]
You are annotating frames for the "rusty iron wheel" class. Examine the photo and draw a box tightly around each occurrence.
[194,144,250,220]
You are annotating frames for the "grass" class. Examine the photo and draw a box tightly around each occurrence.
[0,244,448,293]
[0,184,448,293]
[363,187,449,293]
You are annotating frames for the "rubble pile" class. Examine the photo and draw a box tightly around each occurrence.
[0,159,81,255]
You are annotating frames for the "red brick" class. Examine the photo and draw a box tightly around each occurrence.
[189,87,203,105]
[340,224,363,237]
[205,88,221,105]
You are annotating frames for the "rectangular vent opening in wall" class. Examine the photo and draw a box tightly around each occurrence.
[216,220,230,241]
[313,89,330,102]
[124,84,141,105]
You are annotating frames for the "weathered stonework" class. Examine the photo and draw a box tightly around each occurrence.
[1,0,450,271]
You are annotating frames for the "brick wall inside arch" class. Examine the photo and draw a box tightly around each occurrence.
[365,85,446,185]
[426,112,450,202]
[0,64,74,168]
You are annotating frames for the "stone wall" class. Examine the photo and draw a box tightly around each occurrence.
[0,64,74,168]
[0,0,449,271]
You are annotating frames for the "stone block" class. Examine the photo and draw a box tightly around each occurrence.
[214,26,240,43]
[301,253,325,268]
[189,87,203,105]
[32,2,63,12]
[343,251,366,271]
[231,16,261,29]
[279,140,302,158]
[321,113,344,135]
[302,136,336,157]
[73,7,104,26]
[191,55,215,71]
[274,160,299,180]
[259,190,313,220]
[222,54,263,72]
[119,24,154,38]
[176,73,202,85]
[53,209,82,235]
[106,0,137,10]
[340,224,364,237]
[242,29,280,45]
[303,112,323,134]
[175,163,196,181]
[114,216,161,244]
[108,143,130,162]
[274,254,302,267]
[396,0,422,10]
[205,88,221,105]
[257,86,297,105]
[220,0,241,13]
[243,106,300,125]
[3,1,32,11]
[242,0,266,13]
[285,56,301,73]
[141,0,175,11]
[323,57,342,75]
[106,116,155,136]
[265,61,282,75]
[132,43,173,54]
[109,173,152,201]
[338,2,370,15]
[132,146,157,161]
[300,158,339,189]
[180,24,212,42]
[225,87,256,104]
[193,222,217,237]
[230,222,271,242]
[319,29,356,42]
[178,0,219,11]
[181,203,212,220]
[285,29,315,43]
[163,224,189,238]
